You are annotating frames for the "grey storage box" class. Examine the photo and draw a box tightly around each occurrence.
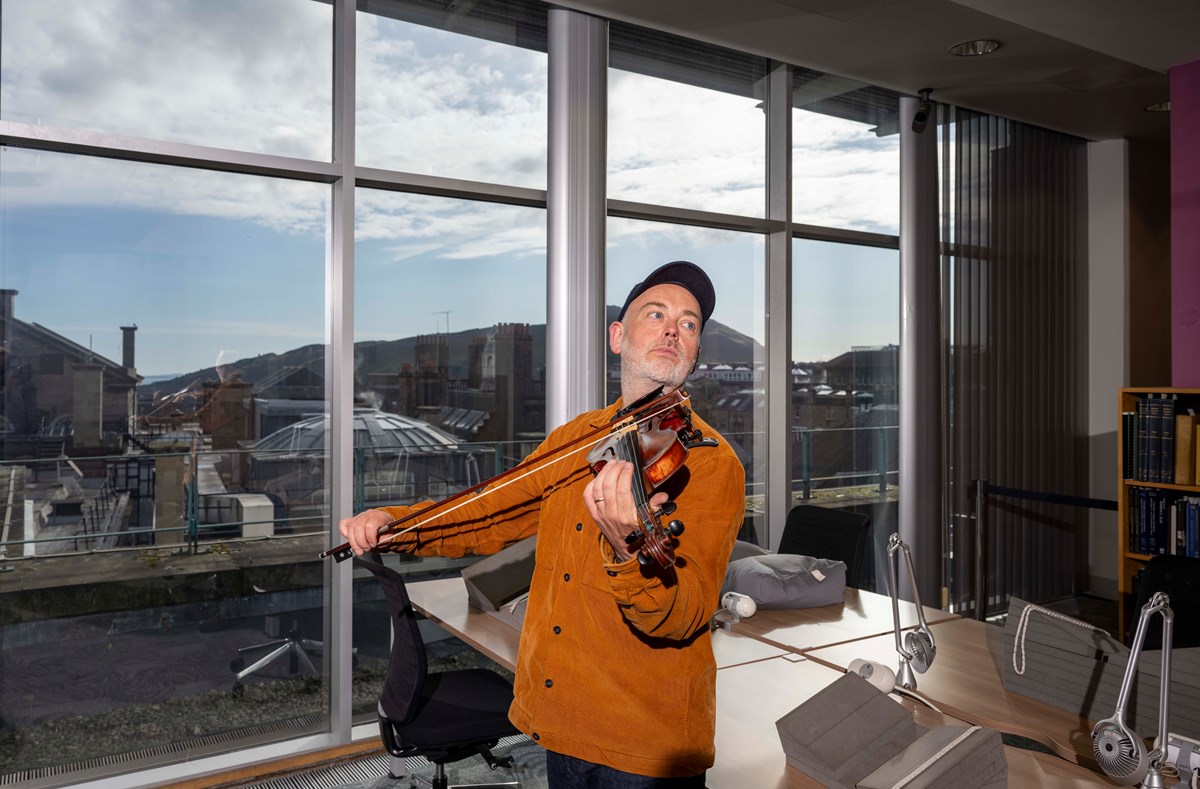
[777,673,1006,789]
[460,535,537,611]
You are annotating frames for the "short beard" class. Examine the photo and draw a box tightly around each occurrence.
[619,350,692,393]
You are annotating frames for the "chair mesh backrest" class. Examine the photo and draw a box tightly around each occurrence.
[1134,554,1200,650]
[778,505,872,588]
[354,557,427,723]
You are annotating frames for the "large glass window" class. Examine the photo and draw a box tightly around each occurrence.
[608,219,765,536]
[0,148,330,777]
[353,191,547,481]
[608,24,769,216]
[350,190,546,711]
[790,238,898,589]
[792,71,900,234]
[357,0,548,188]
[0,0,333,158]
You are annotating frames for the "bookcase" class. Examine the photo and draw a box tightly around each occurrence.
[1117,387,1200,639]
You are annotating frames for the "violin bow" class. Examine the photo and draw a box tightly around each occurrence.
[321,390,691,562]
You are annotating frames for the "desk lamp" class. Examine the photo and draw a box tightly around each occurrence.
[887,533,936,690]
[1092,591,1174,788]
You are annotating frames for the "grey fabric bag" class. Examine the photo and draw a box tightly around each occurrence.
[721,553,847,609]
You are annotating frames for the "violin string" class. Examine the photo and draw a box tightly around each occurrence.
[373,392,691,548]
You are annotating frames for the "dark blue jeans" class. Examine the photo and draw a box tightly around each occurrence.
[545,750,706,788]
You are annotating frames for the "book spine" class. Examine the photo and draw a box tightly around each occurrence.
[1161,395,1176,484]
[1174,413,1197,485]
[1170,502,1180,556]
[1187,498,1195,558]
[1123,411,1136,480]
[1148,395,1162,483]
[1139,488,1149,554]
[1137,397,1150,482]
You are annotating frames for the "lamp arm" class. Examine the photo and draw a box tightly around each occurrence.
[1153,599,1173,757]
[887,534,913,659]
[887,534,935,654]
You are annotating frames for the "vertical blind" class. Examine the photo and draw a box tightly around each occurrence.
[939,108,1088,615]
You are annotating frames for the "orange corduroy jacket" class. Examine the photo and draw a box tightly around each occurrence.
[375,398,745,777]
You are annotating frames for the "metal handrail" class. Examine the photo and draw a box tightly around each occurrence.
[971,479,1117,621]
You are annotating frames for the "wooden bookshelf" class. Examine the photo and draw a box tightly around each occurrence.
[1116,387,1200,640]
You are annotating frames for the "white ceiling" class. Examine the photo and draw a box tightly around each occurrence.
[554,0,1200,143]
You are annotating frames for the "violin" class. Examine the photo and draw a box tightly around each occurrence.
[586,386,717,568]
[321,386,716,566]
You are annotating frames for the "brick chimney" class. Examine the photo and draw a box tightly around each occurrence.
[0,289,16,355]
[0,289,16,320]
[120,324,137,371]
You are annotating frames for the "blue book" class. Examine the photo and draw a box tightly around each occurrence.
[1189,498,1199,558]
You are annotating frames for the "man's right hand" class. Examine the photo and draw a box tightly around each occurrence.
[338,509,396,556]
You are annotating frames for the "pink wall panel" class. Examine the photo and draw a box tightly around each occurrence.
[1171,59,1200,386]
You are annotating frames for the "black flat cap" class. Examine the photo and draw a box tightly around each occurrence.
[617,260,716,331]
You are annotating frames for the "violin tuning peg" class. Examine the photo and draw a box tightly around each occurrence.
[667,519,684,537]
[624,531,641,546]
[636,551,655,567]
[658,501,677,516]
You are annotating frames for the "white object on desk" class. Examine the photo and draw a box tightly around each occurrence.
[848,658,897,693]
[712,592,757,628]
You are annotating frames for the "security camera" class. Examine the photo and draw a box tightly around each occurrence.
[911,88,932,133]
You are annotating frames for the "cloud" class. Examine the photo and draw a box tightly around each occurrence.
[2,1,899,245]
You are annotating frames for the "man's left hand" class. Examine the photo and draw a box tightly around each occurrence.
[583,459,669,563]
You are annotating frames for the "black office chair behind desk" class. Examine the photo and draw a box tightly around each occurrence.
[778,504,873,589]
[1132,554,1200,651]
[356,557,520,789]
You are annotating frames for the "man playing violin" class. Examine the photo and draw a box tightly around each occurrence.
[339,260,746,788]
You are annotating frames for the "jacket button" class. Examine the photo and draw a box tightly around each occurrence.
[553,625,561,634]
[545,679,554,688]
[576,522,583,531]
[533,733,540,741]
[563,573,570,582]
[607,570,617,576]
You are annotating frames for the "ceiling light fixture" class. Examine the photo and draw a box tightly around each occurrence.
[949,39,1000,57]
[1144,101,1171,112]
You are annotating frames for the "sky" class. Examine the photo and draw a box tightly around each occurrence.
[0,0,900,378]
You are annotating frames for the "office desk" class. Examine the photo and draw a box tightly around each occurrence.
[711,655,1112,788]
[405,576,787,671]
[407,578,1108,787]
[803,616,1100,768]
[730,587,959,653]
[406,576,521,672]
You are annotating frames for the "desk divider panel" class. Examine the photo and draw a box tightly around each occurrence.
[776,673,1006,789]
[1002,597,1200,738]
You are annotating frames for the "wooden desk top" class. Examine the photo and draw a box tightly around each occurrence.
[406,576,521,672]
[710,655,1111,789]
[730,587,959,653]
[802,616,1103,768]
[405,576,787,672]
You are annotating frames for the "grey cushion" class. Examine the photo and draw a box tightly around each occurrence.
[721,553,847,609]
[728,539,770,563]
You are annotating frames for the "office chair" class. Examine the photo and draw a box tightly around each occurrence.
[355,557,520,789]
[1132,554,1200,651]
[778,504,872,589]
[229,616,322,694]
